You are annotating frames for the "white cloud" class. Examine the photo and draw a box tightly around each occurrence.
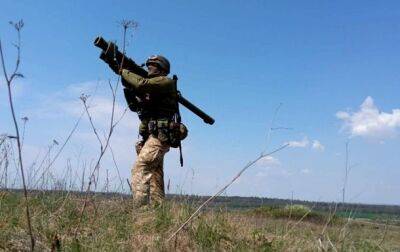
[255,167,292,178]
[72,95,138,131]
[255,156,292,178]
[257,156,280,166]
[285,136,324,151]
[336,96,400,138]
[286,137,309,148]
[300,168,311,174]
[312,140,325,151]
[66,80,100,95]
[26,80,139,130]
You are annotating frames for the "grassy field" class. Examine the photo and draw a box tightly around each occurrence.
[1,191,399,251]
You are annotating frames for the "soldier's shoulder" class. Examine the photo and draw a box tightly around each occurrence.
[150,76,174,84]
[150,75,173,81]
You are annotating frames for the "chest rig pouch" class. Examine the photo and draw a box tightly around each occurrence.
[147,119,188,148]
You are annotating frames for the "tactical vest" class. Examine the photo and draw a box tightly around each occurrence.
[124,76,187,147]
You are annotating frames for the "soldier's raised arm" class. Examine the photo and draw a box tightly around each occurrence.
[121,69,175,94]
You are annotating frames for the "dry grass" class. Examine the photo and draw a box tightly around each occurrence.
[0,191,399,251]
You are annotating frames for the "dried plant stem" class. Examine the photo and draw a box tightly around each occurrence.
[0,20,35,251]
[379,219,389,246]
[283,202,316,239]
[321,202,338,235]
[73,22,138,237]
[73,81,120,237]
[339,209,354,247]
[118,19,138,73]
[342,140,349,203]
[167,143,289,242]
[126,178,133,193]
[264,103,282,153]
[109,144,125,192]
[326,234,338,252]
[32,110,84,189]
[0,137,11,188]
[82,99,103,151]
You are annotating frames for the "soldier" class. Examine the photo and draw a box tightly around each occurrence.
[118,55,178,208]
[93,37,212,208]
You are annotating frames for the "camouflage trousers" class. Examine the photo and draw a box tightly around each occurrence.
[131,135,170,207]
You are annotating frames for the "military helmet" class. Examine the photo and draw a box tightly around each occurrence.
[146,55,170,74]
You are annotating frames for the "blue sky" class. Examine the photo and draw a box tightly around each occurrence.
[1,1,399,205]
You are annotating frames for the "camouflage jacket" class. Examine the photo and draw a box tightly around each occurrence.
[121,69,177,119]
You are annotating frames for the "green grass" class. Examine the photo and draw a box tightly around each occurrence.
[1,191,399,251]
[335,210,400,222]
[247,204,342,225]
